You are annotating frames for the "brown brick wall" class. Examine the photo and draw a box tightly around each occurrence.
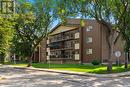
[82,20,102,63]
[101,25,109,63]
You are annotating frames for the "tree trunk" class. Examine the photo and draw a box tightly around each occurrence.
[107,33,115,72]
[94,20,117,72]
[124,52,128,69]
[124,42,129,69]
[27,53,33,67]
[107,46,113,72]
[27,46,37,67]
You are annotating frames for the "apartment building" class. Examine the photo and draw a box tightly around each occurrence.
[37,19,125,64]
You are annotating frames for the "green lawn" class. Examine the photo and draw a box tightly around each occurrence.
[11,63,130,74]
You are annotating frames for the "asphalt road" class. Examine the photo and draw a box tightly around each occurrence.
[0,66,130,87]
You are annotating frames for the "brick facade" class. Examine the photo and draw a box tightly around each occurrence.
[36,19,125,64]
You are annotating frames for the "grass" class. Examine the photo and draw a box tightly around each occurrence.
[9,63,130,74]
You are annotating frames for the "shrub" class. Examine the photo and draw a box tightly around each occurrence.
[91,60,101,65]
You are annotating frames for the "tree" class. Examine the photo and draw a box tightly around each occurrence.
[112,0,130,69]
[15,0,56,66]
[81,0,116,72]
[11,35,31,62]
[0,17,15,63]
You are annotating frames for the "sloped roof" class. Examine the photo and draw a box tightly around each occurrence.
[49,18,97,35]
[50,19,81,34]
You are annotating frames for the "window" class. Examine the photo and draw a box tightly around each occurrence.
[86,37,92,43]
[86,26,93,32]
[86,49,93,55]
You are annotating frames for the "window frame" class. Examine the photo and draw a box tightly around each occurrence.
[86,26,93,32]
[86,49,93,55]
[86,37,93,43]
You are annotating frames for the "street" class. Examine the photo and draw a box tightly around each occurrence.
[0,66,130,87]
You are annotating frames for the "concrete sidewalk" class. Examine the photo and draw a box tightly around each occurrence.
[10,66,130,78]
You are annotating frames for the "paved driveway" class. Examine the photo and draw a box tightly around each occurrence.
[0,66,130,87]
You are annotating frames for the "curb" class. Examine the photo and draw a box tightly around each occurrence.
[12,66,130,78]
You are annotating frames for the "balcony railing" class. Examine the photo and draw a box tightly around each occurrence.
[49,30,79,43]
[50,55,74,59]
[49,50,74,59]
[49,40,76,50]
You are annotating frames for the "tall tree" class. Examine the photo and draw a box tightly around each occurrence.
[112,0,130,69]
[15,0,56,66]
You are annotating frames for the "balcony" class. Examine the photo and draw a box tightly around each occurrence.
[50,36,75,44]
[50,50,74,59]
[47,29,79,60]
[49,29,79,43]
[49,42,63,49]
[50,48,73,52]
[49,40,76,51]
[50,55,73,59]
